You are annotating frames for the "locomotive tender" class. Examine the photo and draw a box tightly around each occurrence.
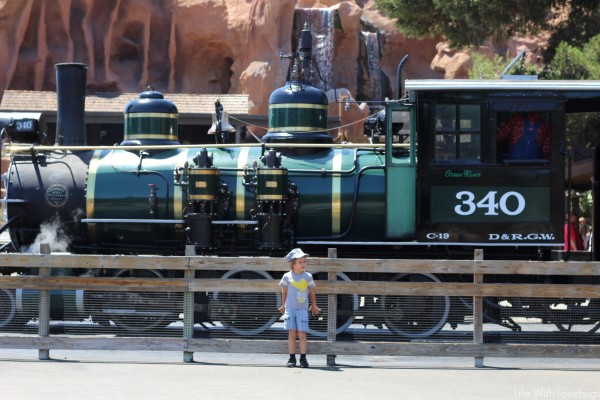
[2,26,600,337]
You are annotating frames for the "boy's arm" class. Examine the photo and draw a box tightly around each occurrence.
[308,287,321,314]
[278,287,287,314]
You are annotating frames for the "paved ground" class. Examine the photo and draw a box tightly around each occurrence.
[1,349,599,400]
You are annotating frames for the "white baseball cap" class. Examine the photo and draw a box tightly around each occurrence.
[284,248,309,262]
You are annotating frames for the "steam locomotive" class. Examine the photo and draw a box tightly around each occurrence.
[2,25,600,337]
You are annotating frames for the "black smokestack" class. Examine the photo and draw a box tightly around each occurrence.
[55,63,88,146]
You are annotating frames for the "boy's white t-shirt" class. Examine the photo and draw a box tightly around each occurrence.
[279,271,316,310]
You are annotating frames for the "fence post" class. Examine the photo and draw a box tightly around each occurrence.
[38,243,51,360]
[183,245,196,363]
[326,248,337,366]
[473,249,484,368]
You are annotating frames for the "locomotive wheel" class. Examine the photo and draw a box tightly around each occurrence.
[549,298,600,333]
[381,273,450,338]
[104,269,177,332]
[0,289,17,329]
[458,296,523,331]
[307,272,358,337]
[212,270,281,336]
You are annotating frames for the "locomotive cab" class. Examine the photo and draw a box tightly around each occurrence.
[405,79,600,253]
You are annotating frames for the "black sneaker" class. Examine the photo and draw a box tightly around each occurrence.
[299,359,309,368]
[286,358,297,368]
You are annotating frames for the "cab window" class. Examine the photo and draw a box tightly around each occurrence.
[496,111,550,163]
[434,104,481,163]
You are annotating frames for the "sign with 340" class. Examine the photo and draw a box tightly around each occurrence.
[431,186,550,222]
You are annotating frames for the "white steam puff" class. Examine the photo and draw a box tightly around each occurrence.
[21,216,71,254]
[71,208,85,221]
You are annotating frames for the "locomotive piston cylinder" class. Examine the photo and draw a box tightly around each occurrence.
[186,166,222,249]
[187,213,213,249]
[255,166,289,249]
[258,213,284,249]
[188,169,220,201]
[256,168,287,201]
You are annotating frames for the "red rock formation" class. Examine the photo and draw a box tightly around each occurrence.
[0,0,299,113]
[431,35,548,79]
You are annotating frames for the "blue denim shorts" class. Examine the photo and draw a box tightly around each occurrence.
[282,308,309,332]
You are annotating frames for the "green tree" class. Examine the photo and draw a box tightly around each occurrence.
[468,52,541,79]
[468,53,506,79]
[548,42,595,80]
[374,0,568,49]
[546,35,600,150]
[545,0,600,59]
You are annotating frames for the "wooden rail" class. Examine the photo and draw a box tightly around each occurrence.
[1,247,600,366]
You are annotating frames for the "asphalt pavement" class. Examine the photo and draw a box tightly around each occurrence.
[1,349,599,400]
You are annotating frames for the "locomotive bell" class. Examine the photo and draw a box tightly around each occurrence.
[207,100,236,144]
[122,87,179,146]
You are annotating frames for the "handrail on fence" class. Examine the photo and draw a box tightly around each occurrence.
[1,246,600,366]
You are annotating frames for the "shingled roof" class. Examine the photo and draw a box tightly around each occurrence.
[0,90,249,115]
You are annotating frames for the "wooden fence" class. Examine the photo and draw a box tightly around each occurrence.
[1,246,600,366]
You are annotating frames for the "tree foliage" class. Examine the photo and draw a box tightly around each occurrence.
[468,53,507,79]
[547,35,600,150]
[468,52,541,79]
[374,0,568,48]
[545,0,600,59]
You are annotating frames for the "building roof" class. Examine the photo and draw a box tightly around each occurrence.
[0,90,249,115]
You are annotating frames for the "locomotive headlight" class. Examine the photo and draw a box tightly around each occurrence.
[14,118,38,132]
[7,118,40,144]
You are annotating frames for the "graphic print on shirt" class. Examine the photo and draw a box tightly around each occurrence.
[291,278,309,303]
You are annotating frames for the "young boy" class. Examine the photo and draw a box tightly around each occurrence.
[278,248,321,368]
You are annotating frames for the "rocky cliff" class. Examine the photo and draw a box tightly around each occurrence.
[0,0,546,137]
